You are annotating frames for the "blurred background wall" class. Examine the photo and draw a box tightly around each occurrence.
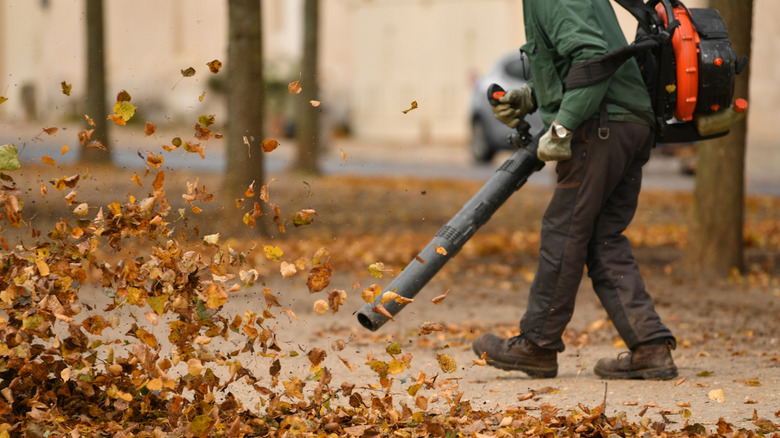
[0,0,776,145]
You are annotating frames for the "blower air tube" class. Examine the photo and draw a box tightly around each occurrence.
[356,141,543,331]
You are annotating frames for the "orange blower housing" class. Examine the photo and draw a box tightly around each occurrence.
[654,4,740,124]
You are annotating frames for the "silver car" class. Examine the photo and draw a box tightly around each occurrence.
[469,50,544,163]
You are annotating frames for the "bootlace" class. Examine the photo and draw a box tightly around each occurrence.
[507,334,525,347]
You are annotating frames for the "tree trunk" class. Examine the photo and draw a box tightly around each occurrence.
[293,0,321,174]
[686,0,753,276]
[223,0,265,227]
[81,0,110,163]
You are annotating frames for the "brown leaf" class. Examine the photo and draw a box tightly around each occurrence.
[371,303,394,321]
[431,289,450,305]
[42,127,58,135]
[288,78,302,94]
[145,121,157,136]
[206,59,222,74]
[181,67,196,77]
[262,138,279,153]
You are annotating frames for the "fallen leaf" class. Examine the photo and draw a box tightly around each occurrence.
[708,388,726,403]
[518,391,535,401]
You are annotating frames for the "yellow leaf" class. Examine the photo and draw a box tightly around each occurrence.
[313,299,329,314]
[61,81,72,96]
[146,378,163,391]
[112,101,137,122]
[708,388,726,403]
[61,145,69,155]
[41,155,56,166]
[434,244,448,255]
[402,100,419,114]
[204,283,227,309]
[388,359,406,375]
[187,358,204,376]
[264,245,283,261]
[283,376,304,400]
[368,262,388,278]
[437,353,456,373]
[0,96,8,105]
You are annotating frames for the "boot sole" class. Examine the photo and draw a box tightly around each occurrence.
[594,365,678,380]
[484,357,558,378]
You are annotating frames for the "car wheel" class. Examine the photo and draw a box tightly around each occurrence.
[470,119,495,164]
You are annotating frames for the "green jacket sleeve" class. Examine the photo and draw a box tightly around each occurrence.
[534,0,612,130]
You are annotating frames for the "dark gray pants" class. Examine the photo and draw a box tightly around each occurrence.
[520,120,674,352]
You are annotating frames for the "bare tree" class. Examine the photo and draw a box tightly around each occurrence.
[293,0,321,174]
[686,0,754,276]
[81,0,110,163]
[223,0,265,218]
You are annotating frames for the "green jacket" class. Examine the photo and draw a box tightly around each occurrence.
[521,0,653,130]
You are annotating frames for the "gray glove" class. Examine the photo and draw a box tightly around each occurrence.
[538,124,573,162]
[492,84,535,128]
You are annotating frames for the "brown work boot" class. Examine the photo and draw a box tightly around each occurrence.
[594,339,678,380]
[472,333,557,378]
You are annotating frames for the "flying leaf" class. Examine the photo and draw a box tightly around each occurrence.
[61,145,69,155]
[198,114,215,127]
[145,122,156,136]
[388,359,406,375]
[307,266,332,293]
[61,81,72,96]
[181,67,196,77]
[371,303,394,321]
[73,203,89,217]
[403,100,419,114]
[431,289,450,305]
[206,59,222,74]
[262,138,279,153]
[314,300,330,315]
[437,353,457,373]
[280,261,297,278]
[0,144,21,171]
[368,262,389,278]
[419,322,443,335]
[43,127,58,135]
[263,245,283,261]
[41,155,56,166]
[434,244,448,255]
[288,77,302,94]
[0,96,7,105]
[310,100,321,107]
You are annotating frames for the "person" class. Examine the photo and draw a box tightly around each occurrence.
[472,0,678,380]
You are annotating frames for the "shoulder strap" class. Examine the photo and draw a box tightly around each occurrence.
[565,0,679,90]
